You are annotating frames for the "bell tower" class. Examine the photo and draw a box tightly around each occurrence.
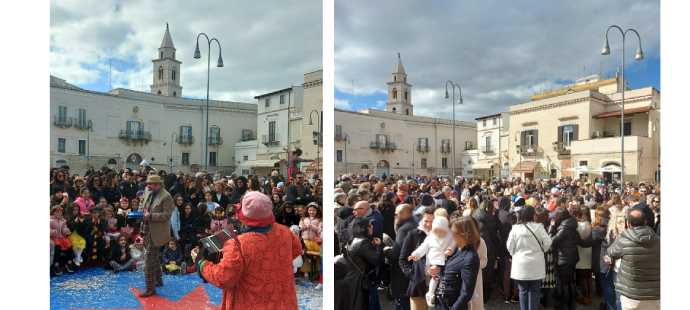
[386,53,413,116]
[151,23,182,97]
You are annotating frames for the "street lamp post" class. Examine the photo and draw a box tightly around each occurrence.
[411,141,415,177]
[194,33,224,171]
[169,132,177,172]
[601,25,644,184]
[445,81,463,182]
[309,110,321,176]
[343,133,350,175]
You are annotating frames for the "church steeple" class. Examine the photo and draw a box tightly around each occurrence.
[151,23,182,97]
[386,53,413,116]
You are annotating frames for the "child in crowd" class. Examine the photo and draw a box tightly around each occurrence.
[129,236,146,272]
[409,216,455,306]
[162,240,185,275]
[103,207,120,246]
[109,235,133,273]
[204,191,220,213]
[75,188,95,215]
[209,207,228,234]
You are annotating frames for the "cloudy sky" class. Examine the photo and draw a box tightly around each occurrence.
[335,0,660,121]
[50,0,322,103]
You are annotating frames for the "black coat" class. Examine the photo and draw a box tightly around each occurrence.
[379,200,396,241]
[436,246,480,310]
[336,207,354,253]
[497,207,515,258]
[389,217,417,298]
[118,181,138,200]
[590,224,609,274]
[334,238,382,310]
[399,228,428,297]
[473,208,501,264]
[549,216,580,268]
[285,183,313,205]
[108,243,131,265]
[212,192,231,209]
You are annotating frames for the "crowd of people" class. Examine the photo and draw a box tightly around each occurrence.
[334,174,660,310]
[50,163,324,286]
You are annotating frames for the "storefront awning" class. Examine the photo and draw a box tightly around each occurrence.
[512,161,540,173]
[593,107,651,119]
[244,159,280,168]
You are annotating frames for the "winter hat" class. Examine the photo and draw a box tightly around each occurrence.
[236,191,275,227]
[431,217,450,233]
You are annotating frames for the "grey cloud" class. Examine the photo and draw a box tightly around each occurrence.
[51,0,322,103]
[336,0,659,121]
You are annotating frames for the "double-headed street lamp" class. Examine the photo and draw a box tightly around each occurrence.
[600,25,644,184]
[194,33,224,171]
[445,80,463,183]
[309,110,322,176]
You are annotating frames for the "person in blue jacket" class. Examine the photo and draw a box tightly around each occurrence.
[432,216,480,310]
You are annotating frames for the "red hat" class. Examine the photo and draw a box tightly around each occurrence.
[236,191,275,227]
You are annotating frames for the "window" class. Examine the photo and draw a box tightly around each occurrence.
[579,161,588,166]
[280,94,285,105]
[563,125,574,146]
[78,108,86,127]
[160,51,163,59]
[241,129,253,141]
[242,169,250,176]
[78,140,86,155]
[181,152,190,165]
[376,134,387,146]
[485,135,492,151]
[527,133,534,147]
[483,119,487,127]
[623,121,632,136]
[336,150,343,162]
[392,107,397,112]
[392,88,397,99]
[173,91,176,97]
[172,51,175,59]
[57,138,66,153]
[210,126,220,143]
[493,118,497,125]
[268,121,276,142]
[158,66,163,80]
[243,155,249,161]
[209,152,217,166]
[558,125,578,146]
[520,129,539,153]
[172,70,176,81]
[58,106,67,122]
[465,141,474,150]
[405,109,409,115]
[421,158,427,169]
[180,125,192,141]
[405,91,408,100]
[157,90,162,95]
[265,98,271,108]
[335,125,342,139]
[127,120,142,135]
[442,157,448,169]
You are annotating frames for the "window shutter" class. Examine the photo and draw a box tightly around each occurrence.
[533,130,539,147]
[557,126,564,144]
[520,131,527,152]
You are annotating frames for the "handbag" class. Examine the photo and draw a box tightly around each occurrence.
[523,223,545,252]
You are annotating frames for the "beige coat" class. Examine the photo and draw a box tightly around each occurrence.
[142,188,174,247]
[469,238,487,310]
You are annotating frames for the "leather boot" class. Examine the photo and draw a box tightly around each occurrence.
[138,289,156,298]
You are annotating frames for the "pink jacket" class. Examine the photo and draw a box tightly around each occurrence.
[50,216,71,240]
[75,196,95,215]
[299,217,322,242]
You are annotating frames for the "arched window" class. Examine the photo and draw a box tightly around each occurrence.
[172,70,176,81]
[392,88,397,99]
[160,51,163,59]
[158,66,163,80]
[405,91,408,100]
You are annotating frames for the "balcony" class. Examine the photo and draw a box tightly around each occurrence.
[416,145,429,152]
[208,136,223,146]
[570,136,652,156]
[552,142,571,158]
[440,145,451,153]
[73,118,93,130]
[335,132,345,141]
[53,116,72,128]
[482,146,495,154]
[261,135,280,146]
[518,145,540,156]
[177,135,194,145]
[370,141,397,152]
[118,130,151,142]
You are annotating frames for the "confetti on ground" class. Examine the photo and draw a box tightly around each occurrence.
[50,268,321,310]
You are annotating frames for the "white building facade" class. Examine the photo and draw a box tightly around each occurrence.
[50,25,257,175]
[472,113,510,179]
[335,55,477,177]
[506,75,660,183]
